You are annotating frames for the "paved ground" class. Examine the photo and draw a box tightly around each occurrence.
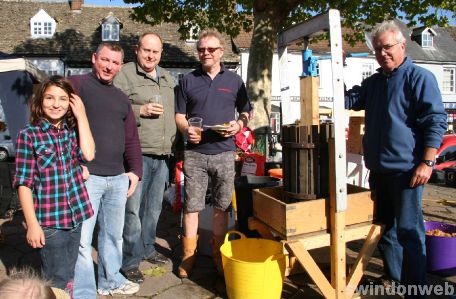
[0,182,455,298]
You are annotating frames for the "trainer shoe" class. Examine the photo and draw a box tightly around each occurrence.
[121,267,144,283]
[97,288,110,295]
[97,280,140,295]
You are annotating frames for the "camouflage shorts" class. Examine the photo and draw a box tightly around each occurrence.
[183,150,235,213]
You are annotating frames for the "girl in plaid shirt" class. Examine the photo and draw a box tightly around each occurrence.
[14,75,95,295]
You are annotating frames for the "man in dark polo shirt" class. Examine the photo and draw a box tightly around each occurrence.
[175,29,251,278]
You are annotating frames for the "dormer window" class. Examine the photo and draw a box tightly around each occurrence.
[422,32,433,48]
[30,9,56,38]
[411,27,436,48]
[185,22,199,43]
[101,13,120,41]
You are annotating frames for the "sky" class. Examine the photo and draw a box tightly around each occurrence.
[84,0,131,6]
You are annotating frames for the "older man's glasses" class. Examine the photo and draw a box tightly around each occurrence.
[197,47,221,53]
[374,42,401,53]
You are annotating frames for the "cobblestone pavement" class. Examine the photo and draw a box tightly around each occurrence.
[0,183,455,298]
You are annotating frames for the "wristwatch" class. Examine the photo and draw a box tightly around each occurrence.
[422,160,435,167]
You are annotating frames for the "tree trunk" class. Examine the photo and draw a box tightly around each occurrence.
[246,10,277,131]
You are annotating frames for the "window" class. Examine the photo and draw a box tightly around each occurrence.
[270,112,281,133]
[66,68,91,77]
[443,67,455,93]
[422,32,433,48]
[43,22,53,35]
[29,58,64,76]
[102,23,119,41]
[184,22,199,43]
[362,63,374,80]
[101,14,120,41]
[30,9,56,38]
[33,22,42,35]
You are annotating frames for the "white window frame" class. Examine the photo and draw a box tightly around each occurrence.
[185,22,199,43]
[422,32,433,48]
[361,63,374,81]
[102,22,120,41]
[442,67,456,94]
[30,9,56,38]
[29,58,64,76]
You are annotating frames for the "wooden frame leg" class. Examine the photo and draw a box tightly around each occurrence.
[286,241,336,299]
[344,224,383,298]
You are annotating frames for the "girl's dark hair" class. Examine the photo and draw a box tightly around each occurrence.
[30,75,76,128]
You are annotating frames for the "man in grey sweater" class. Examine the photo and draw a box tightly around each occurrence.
[114,32,177,283]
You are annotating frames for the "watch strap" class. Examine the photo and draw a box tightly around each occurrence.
[422,160,435,167]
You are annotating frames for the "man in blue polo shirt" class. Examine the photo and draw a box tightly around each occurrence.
[175,28,251,278]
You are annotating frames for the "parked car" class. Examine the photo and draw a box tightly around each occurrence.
[431,134,456,184]
[0,134,15,161]
[435,134,456,170]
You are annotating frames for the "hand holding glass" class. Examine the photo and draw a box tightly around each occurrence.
[188,117,203,141]
[148,95,164,115]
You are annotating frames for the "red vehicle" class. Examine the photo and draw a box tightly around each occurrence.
[434,134,456,171]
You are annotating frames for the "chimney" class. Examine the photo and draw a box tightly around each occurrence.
[70,0,83,11]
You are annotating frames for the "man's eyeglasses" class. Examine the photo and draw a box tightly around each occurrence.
[374,42,401,53]
[197,47,221,54]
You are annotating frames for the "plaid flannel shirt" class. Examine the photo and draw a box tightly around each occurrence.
[14,119,93,229]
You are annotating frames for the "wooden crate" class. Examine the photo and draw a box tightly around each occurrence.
[252,184,373,239]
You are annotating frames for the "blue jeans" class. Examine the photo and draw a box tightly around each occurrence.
[369,171,426,297]
[41,225,82,291]
[122,155,169,270]
[73,174,129,299]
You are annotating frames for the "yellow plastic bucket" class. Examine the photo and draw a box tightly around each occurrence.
[220,231,286,299]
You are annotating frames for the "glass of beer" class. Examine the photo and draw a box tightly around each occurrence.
[149,94,162,105]
[188,117,203,137]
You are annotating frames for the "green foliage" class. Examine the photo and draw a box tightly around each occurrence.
[124,0,253,40]
[124,0,454,44]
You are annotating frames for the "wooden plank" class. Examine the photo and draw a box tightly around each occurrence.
[295,223,373,250]
[252,188,288,236]
[328,9,347,213]
[299,126,309,195]
[311,125,318,195]
[277,11,331,47]
[300,77,320,126]
[252,186,373,238]
[319,123,331,197]
[331,212,346,297]
[329,137,347,297]
[282,125,291,191]
[286,241,335,299]
[345,224,383,299]
[290,125,298,194]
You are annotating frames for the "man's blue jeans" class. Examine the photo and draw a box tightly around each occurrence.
[122,155,168,271]
[73,174,129,299]
[40,225,81,291]
[369,171,426,297]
